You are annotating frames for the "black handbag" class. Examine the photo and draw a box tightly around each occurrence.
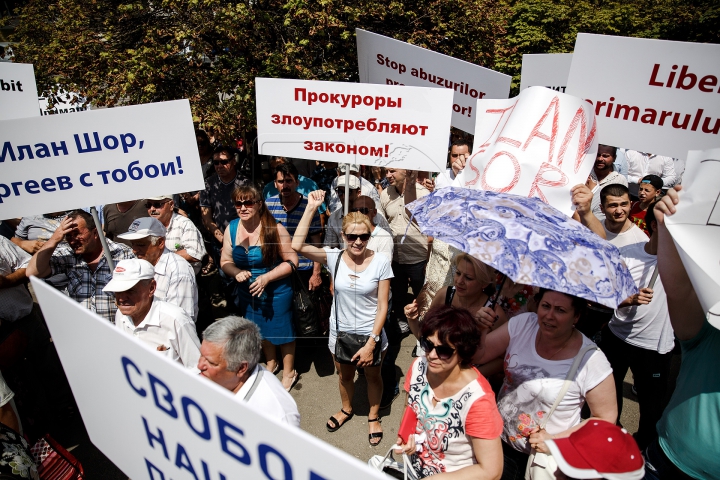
[285,261,320,338]
[332,251,382,366]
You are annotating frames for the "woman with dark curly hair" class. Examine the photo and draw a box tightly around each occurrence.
[395,305,503,479]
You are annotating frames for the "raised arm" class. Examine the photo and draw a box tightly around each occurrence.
[653,185,705,340]
[472,321,510,365]
[26,216,72,278]
[571,184,606,239]
[290,190,328,265]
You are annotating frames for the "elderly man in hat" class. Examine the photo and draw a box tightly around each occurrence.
[118,217,198,321]
[104,259,201,370]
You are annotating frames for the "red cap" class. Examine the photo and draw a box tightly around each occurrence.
[545,420,644,480]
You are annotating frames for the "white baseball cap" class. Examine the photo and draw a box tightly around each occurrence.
[336,175,360,189]
[146,195,173,201]
[118,217,167,240]
[103,259,155,293]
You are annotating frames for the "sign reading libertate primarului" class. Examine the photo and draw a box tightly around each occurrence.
[566,33,720,160]
[0,100,204,219]
[0,62,40,120]
[255,77,454,172]
[31,278,387,480]
[457,87,597,216]
[356,29,511,134]
[519,53,573,93]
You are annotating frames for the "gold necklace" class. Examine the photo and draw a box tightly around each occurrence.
[537,329,575,360]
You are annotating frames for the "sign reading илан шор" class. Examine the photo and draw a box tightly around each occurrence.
[566,33,720,160]
[356,29,511,134]
[0,100,204,219]
[255,77,454,172]
[0,62,40,120]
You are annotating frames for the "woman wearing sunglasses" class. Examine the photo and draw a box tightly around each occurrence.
[474,288,617,480]
[292,190,392,446]
[220,185,300,391]
[396,305,504,479]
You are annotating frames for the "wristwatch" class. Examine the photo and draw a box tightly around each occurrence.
[369,334,380,343]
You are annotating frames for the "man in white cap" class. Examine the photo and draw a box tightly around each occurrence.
[118,217,198,321]
[145,195,206,275]
[104,259,201,370]
[328,163,382,214]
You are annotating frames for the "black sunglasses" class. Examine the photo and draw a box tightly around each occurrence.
[351,207,371,215]
[213,159,231,165]
[344,233,371,242]
[420,337,456,360]
[234,200,259,207]
[145,201,169,209]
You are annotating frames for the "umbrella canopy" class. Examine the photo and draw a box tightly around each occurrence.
[406,187,637,309]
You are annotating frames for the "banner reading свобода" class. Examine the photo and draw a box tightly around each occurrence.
[255,77,454,172]
[0,62,40,120]
[356,29,511,134]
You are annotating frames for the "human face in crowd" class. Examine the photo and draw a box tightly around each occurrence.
[342,223,370,256]
[213,152,236,178]
[275,172,299,199]
[601,193,631,229]
[336,187,359,208]
[198,341,242,392]
[638,183,659,204]
[146,199,174,226]
[351,198,376,221]
[536,291,579,338]
[115,279,155,322]
[233,196,261,222]
[450,144,469,163]
[594,145,616,174]
[453,259,483,297]
[130,237,165,266]
[64,217,99,256]
[422,332,459,374]
[385,168,406,187]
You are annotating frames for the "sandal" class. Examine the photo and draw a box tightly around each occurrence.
[326,409,354,432]
[283,371,299,392]
[368,417,383,446]
[201,257,216,275]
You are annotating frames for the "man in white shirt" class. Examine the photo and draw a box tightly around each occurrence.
[118,217,199,321]
[434,139,471,190]
[625,150,677,198]
[198,316,300,426]
[599,184,649,248]
[104,259,201,370]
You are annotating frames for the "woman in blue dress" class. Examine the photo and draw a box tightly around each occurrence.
[220,185,299,391]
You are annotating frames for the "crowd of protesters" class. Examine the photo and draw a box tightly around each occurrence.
[0,127,716,480]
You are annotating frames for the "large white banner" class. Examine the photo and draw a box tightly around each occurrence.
[356,28,511,134]
[31,278,385,480]
[0,100,204,219]
[566,33,720,160]
[255,77,453,172]
[0,62,39,120]
[456,86,597,215]
[665,148,720,329]
[519,54,573,92]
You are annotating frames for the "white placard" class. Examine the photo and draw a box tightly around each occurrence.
[566,33,720,160]
[0,62,40,120]
[255,77,454,172]
[0,100,204,219]
[519,53,573,92]
[31,278,385,480]
[665,148,720,329]
[356,28,511,134]
[457,86,597,215]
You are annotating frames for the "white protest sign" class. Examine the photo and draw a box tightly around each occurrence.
[456,86,597,215]
[0,100,204,219]
[0,62,40,120]
[566,33,720,160]
[256,77,453,172]
[519,54,573,92]
[665,148,720,329]
[356,28,511,134]
[31,278,386,480]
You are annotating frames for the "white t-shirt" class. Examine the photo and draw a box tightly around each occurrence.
[496,313,613,454]
[602,221,649,249]
[236,365,300,427]
[324,247,393,350]
[367,226,394,263]
[609,243,674,354]
[434,168,456,190]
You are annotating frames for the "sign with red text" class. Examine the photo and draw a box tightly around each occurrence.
[31,278,386,480]
[255,77,454,172]
[0,62,39,120]
[0,100,204,219]
[356,28,511,134]
[456,87,597,215]
[566,33,720,160]
[520,53,573,93]
[665,148,720,330]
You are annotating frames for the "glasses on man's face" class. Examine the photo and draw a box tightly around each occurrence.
[420,337,456,360]
[234,200,259,208]
[213,159,231,166]
[344,233,370,242]
[145,201,169,209]
[351,207,371,215]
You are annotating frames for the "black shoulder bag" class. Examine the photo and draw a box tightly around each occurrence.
[333,250,382,366]
[285,260,320,338]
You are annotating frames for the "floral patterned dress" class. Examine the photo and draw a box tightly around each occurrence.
[0,423,38,480]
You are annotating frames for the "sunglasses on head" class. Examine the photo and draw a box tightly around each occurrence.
[145,201,169,209]
[234,200,259,207]
[213,159,231,165]
[420,337,455,360]
[344,233,370,242]
[351,207,371,215]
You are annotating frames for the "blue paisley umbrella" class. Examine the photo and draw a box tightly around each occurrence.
[406,187,637,309]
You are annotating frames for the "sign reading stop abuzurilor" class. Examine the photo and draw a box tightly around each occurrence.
[255,77,454,172]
